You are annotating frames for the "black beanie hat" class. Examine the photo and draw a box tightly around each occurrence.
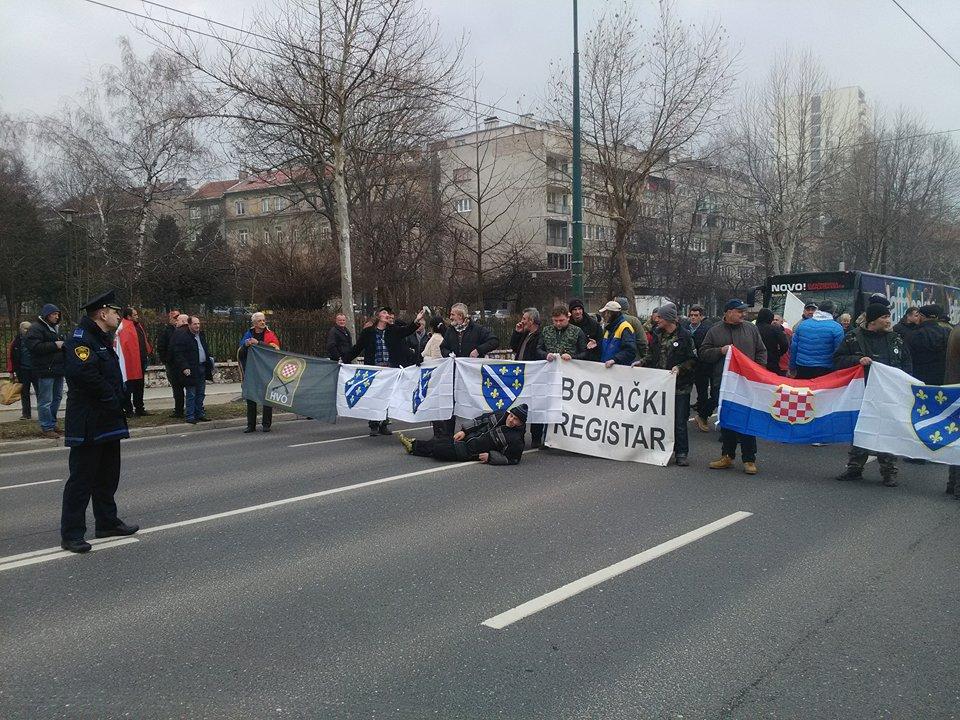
[866,303,891,324]
[508,403,529,423]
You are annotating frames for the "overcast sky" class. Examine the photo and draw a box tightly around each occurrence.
[2,0,959,149]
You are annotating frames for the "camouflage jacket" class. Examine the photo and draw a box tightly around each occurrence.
[642,326,697,393]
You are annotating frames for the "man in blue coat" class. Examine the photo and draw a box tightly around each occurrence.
[60,290,138,553]
[789,300,845,379]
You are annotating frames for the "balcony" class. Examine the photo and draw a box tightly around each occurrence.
[546,202,570,215]
[547,168,569,186]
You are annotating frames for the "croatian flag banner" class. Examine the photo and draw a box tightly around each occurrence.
[718,347,866,444]
[336,363,402,421]
[387,357,455,422]
[453,358,563,424]
[854,362,960,464]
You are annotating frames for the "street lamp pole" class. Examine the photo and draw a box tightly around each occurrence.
[571,0,584,299]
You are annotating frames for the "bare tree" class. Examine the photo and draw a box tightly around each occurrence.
[726,50,856,274]
[827,111,960,280]
[548,0,736,313]
[39,38,207,298]
[436,93,544,316]
[145,0,462,335]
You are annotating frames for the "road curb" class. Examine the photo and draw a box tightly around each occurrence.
[0,412,301,453]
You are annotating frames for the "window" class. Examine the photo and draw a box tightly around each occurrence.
[547,252,571,270]
[455,198,472,214]
[261,198,270,214]
[234,200,245,216]
[275,226,285,243]
[263,230,271,243]
[547,221,569,247]
[320,224,332,241]
[721,241,734,254]
[189,206,200,220]
[237,229,249,246]
[274,197,287,212]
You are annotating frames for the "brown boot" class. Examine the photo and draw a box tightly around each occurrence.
[709,455,734,470]
[40,430,59,440]
[743,462,758,475]
[695,416,710,433]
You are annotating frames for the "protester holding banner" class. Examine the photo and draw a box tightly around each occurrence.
[344,306,425,435]
[638,305,697,466]
[568,299,602,361]
[438,303,499,437]
[512,308,545,447]
[834,303,912,486]
[946,324,960,500]
[537,306,587,362]
[398,404,528,466]
[598,301,639,368]
[701,299,766,474]
[239,312,281,433]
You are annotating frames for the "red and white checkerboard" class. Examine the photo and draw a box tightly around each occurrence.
[771,385,814,424]
[280,362,300,379]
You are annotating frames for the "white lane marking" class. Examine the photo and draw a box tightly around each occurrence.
[0,537,139,572]
[0,478,63,491]
[481,510,753,630]
[288,425,432,448]
[0,449,538,571]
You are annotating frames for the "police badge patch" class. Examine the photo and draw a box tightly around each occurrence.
[911,384,960,451]
[481,362,525,413]
[344,368,379,409]
[74,346,91,362]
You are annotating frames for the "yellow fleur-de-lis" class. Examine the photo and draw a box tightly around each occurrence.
[496,399,504,408]
[512,379,521,389]
[916,389,928,400]
[514,367,522,375]
[484,378,492,388]
[935,390,948,404]
[929,430,943,444]
[947,422,959,434]
[490,389,499,398]
[499,366,509,375]
[918,405,929,416]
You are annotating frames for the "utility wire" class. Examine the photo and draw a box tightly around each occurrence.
[890,0,960,71]
[78,0,542,130]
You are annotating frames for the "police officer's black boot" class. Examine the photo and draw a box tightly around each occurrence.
[61,539,92,553]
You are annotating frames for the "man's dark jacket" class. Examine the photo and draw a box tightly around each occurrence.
[24,318,65,377]
[757,321,790,373]
[834,328,912,377]
[510,328,542,361]
[457,411,525,465]
[63,316,128,447]
[326,325,353,362]
[345,321,418,367]
[440,321,499,358]
[643,326,698,392]
[407,328,430,365]
[156,323,178,365]
[171,327,214,386]
[571,313,603,361]
[906,319,951,385]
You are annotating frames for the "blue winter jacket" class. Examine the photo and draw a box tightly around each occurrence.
[789,312,845,370]
[599,314,638,365]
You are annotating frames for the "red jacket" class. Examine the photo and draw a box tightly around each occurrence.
[116,320,154,381]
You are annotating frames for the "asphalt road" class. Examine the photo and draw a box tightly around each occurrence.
[1,418,958,719]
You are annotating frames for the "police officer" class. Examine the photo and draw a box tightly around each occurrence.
[60,290,139,553]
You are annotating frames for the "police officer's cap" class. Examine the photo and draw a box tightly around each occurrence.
[81,289,122,314]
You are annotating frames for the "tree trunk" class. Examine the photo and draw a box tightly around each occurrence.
[614,225,636,314]
[331,136,356,338]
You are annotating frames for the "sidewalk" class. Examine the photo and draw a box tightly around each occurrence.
[1,383,244,425]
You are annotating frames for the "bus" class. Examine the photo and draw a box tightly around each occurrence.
[759,271,960,325]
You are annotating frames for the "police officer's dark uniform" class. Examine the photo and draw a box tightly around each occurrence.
[60,291,138,553]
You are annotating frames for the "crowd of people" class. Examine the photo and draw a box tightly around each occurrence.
[3,287,957,555]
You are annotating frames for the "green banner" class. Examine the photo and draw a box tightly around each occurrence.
[240,345,339,422]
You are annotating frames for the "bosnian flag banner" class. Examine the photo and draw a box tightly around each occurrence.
[387,357,455,423]
[718,347,866,444]
[336,363,402,421]
[853,362,960,464]
[453,358,563,424]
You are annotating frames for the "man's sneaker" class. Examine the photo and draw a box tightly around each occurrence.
[61,539,92,553]
[695,416,710,433]
[398,433,414,454]
[675,454,689,467]
[709,455,734,470]
[40,430,59,440]
[743,462,758,475]
[881,477,899,487]
[836,470,862,482]
[378,426,393,436]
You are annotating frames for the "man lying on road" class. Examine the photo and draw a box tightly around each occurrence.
[398,404,528,466]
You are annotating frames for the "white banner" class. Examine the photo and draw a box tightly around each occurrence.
[453,357,563,424]
[336,364,401,421]
[853,361,960,464]
[388,358,455,422]
[545,360,676,465]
